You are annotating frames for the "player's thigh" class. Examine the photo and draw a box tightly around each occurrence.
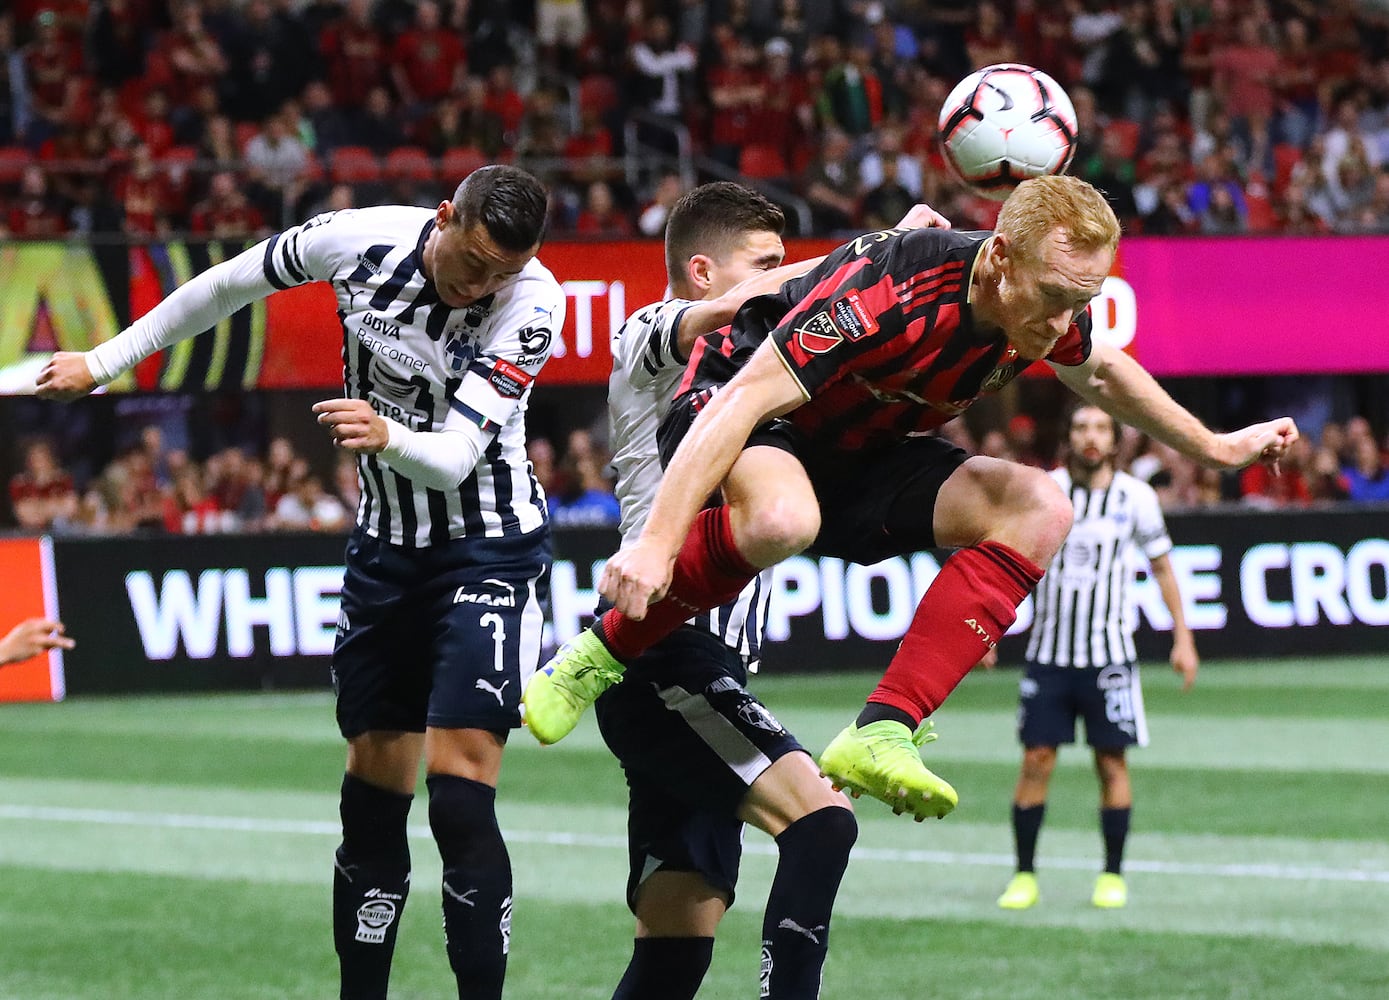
[1018,664,1081,748]
[738,750,850,838]
[933,455,1073,561]
[333,531,435,741]
[426,530,552,734]
[1081,663,1147,750]
[806,435,967,563]
[347,731,426,795]
[723,443,821,563]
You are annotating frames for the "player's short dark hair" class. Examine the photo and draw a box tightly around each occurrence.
[664,182,785,283]
[452,165,549,253]
[1066,402,1120,439]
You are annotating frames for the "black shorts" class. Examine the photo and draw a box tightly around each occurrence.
[594,627,806,912]
[332,526,552,738]
[658,393,967,564]
[1017,662,1149,750]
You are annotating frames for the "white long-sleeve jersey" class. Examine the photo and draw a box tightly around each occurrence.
[87,206,566,547]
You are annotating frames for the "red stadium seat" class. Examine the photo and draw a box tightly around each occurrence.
[440,146,489,182]
[385,146,437,184]
[0,145,34,186]
[330,146,384,184]
[739,144,790,181]
[1273,143,1303,194]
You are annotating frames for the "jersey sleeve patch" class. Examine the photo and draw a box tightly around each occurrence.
[486,358,533,399]
[829,289,879,341]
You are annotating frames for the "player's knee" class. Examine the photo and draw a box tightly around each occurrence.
[735,494,819,563]
[1014,469,1073,561]
[1021,746,1057,781]
[779,804,858,869]
[426,773,506,863]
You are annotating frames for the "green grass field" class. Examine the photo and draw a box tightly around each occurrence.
[3,657,1388,999]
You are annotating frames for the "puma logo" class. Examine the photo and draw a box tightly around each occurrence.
[777,918,826,945]
[475,677,510,706]
[443,881,479,907]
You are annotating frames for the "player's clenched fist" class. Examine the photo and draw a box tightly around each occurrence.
[599,541,675,619]
[34,352,98,401]
[1214,417,1299,471]
[313,398,389,454]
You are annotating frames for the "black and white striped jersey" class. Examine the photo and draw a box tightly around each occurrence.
[1025,469,1172,668]
[609,298,771,669]
[263,207,566,546]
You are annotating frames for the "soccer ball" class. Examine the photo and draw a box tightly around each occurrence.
[937,64,1078,200]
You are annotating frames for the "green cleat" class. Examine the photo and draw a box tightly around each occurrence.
[817,720,958,821]
[521,629,625,745]
[1092,872,1127,908]
[997,872,1040,910]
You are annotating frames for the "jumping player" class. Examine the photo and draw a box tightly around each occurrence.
[37,165,565,1000]
[524,175,1296,823]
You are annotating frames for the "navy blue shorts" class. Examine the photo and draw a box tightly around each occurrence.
[332,526,552,738]
[594,627,806,912]
[658,395,967,564]
[1017,662,1149,750]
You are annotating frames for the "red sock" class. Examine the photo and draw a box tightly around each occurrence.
[869,541,1044,722]
[598,505,759,662]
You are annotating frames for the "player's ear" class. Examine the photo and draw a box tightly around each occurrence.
[435,201,455,229]
[687,253,715,293]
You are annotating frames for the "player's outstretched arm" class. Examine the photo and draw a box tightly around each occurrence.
[1148,552,1198,691]
[1051,341,1298,470]
[35,239,286,401]
[0,618,75,666]
[599,342,806,618]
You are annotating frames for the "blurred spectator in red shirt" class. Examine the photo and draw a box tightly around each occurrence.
[706,34,767,168]
[1210,15,1280,125]
[390,0,466,111]
[320,0,387,109]
[756,36,813,164]
[191,170,268,239]
[9,439,76,531]
[1240,438,1312,508]
[117,143,171,237]
[150,3,228,103]
[6,163,67,236]
[573,179,633,237]
[162,465,227,534]
[22,9,83,143]
[130,89,175,158]
[483,63,526,144]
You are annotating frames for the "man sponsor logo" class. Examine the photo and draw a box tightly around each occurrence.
[360,312,401,339]
[454,579,517,607]
[829,289,879,341]
[359,330,428,372]
[355,898,398,944]
[487,359,533,399]
[124,566,344,659]
[794,312,843,355]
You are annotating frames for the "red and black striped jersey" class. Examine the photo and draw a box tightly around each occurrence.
[679,227,1092,451]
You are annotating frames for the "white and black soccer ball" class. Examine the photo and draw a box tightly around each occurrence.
[937,63,1078,200]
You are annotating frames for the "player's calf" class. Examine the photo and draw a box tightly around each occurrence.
[334,775,414,1000]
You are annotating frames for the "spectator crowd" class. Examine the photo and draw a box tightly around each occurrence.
[1,1,1389,236]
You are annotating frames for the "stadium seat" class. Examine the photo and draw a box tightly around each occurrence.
[440,146,488,182]
[739,144,790,181]
[0,145,33,186]
[330,146,384,184]
[385,146,437,184]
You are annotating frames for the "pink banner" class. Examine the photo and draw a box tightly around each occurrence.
[1114,236,1389,376]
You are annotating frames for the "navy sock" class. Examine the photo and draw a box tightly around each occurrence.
[428,774,512,1000]
[610,937,715,1000]
[334,774,413,1000]
[1013,803,1046,873]
[761,806,857,1000]
[1100,806,1130,874]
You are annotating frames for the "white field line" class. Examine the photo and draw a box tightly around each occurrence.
[3,804,1388,886]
